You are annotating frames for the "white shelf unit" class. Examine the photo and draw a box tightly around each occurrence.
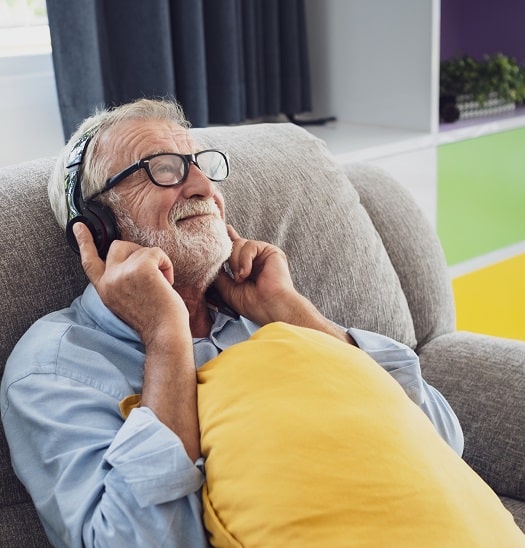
[304,0,439,134]
[303,0,525,227]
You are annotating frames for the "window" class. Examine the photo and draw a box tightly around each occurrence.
[0,0,50,56]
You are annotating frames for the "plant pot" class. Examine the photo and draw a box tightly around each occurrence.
[440,92,515,124]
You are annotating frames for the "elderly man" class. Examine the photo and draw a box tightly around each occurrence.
[1,99,463,547]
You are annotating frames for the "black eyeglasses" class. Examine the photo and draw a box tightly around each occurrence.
[91,149,229,198]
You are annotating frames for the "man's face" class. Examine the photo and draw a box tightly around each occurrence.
[101,119,232,290]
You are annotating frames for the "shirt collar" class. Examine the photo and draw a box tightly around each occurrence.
[79,283,243,344]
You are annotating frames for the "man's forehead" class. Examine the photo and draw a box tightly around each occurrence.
[101,118,197,155]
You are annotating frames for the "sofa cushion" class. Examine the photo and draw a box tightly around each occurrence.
[198,322,525,547]
[194,123,417,348]
[419,331,525,503]
[0,158,88,373]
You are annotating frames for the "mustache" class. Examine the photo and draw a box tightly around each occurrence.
[169,199,222,223]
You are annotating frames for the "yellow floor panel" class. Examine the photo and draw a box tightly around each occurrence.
[452,253,525,341]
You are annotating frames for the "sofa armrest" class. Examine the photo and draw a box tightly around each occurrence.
[418,331,525,501]
[345,163,455,347]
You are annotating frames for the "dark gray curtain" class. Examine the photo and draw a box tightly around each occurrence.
[46,0,311,140]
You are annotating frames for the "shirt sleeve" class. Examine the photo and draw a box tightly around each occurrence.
[1,372,208,548]
[103,407,203,506]
[348,327,465,456]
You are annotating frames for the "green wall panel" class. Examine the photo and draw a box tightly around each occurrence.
[437,127,525,265]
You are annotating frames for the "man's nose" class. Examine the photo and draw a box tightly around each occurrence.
[181,163,216,199]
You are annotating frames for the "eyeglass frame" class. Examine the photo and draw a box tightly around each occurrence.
[90,149,230,199]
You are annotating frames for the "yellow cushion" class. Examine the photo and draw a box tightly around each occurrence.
[197,322,524,547]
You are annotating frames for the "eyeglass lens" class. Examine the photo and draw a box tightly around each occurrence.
[148,151,228,186]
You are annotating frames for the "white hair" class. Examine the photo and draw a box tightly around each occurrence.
[48,98,189,230]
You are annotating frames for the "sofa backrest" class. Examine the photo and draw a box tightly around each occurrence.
[1,123,441,372]
[195,123,421,346]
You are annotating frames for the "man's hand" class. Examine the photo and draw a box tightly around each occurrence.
[73,222,189,346]
[213,225,297,325]
[214,225,355,344]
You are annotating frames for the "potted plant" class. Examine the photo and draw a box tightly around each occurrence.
[439,53,525,123]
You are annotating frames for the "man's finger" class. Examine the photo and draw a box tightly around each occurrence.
[72,222,106,284]
[213,269,235,298]
[227,224,241,241]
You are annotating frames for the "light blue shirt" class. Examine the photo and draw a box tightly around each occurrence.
[1,284,463,548]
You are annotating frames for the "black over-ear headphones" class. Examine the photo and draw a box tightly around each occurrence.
[64,131,120,259]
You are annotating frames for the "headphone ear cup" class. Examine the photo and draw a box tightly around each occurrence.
[66,201,120,260]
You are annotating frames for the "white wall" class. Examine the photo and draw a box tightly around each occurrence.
[0,52,64,167]
[304,0,438,133]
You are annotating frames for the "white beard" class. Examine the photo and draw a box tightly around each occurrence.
[114,199,233,291]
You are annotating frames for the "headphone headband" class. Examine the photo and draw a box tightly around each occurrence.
[66,131,93,170]
[64,130,120,259]
[64,132,93,222]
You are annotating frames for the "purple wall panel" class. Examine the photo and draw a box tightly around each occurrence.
[441,0,525,64]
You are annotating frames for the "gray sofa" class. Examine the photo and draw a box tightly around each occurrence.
[0,122,523,545]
